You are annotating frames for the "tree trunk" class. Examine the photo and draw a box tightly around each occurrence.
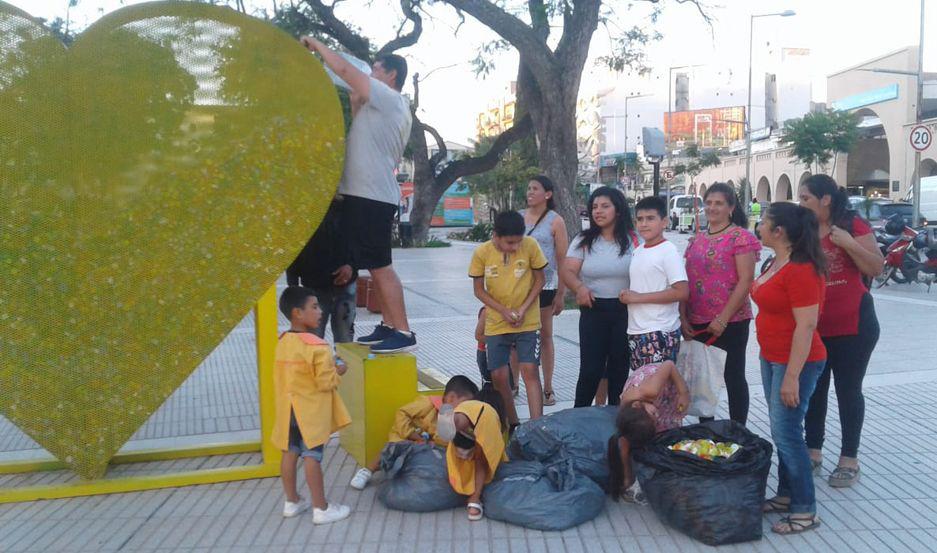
[521,63,582,242]
[408,113,444,244]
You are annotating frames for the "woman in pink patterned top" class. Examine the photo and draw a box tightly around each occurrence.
[607,361,688,503]
[679,183,761,424]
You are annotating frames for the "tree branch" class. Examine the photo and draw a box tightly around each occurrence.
[376,0,423,56]
[436,114,533,185]
[302,0,373,60]
[424,123,449,169]
[439,0,554,73]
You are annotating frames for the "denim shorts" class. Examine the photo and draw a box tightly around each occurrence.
[288,413,324,462]
[486,330,538,370]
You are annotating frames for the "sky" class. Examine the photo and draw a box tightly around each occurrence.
[9,0,937,150]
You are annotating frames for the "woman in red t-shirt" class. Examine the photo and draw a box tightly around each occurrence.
[799,175,883,489]
[753,202,827,535]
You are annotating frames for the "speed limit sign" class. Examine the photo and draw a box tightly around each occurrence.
[910,125,932,152]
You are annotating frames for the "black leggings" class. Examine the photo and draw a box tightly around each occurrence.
[805,293,880,458]
[691,319,751,425]
[575,299,629,407]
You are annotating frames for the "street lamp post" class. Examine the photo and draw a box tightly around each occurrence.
[623,92,652,156]
[744,10,795,207]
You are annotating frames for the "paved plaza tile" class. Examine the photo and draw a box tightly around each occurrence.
[3,232,937,551]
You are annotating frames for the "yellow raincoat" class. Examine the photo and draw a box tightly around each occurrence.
[271,332,351,451]
[389,395,446,446]
[446,400,507,495]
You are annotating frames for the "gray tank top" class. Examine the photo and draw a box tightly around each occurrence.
[524,209,559,290]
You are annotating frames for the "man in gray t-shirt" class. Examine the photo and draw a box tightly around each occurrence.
[301,37,415,354]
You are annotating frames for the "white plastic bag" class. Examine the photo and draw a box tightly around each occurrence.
[676,339,727,418]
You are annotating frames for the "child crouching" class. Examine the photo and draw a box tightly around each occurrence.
[447,385,508,521]
[273,286,352,524]
[349,375,480,489]
[607,360,689,503]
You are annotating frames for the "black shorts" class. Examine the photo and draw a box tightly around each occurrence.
[341,195,397,270]
[539,289,557,309]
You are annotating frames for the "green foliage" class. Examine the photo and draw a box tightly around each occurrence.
[449,222,493,242]
[470,39,511,77]
[781,110,859,171]
[421,236,452,248]
[675,144,721,177]
[462,135,540,212]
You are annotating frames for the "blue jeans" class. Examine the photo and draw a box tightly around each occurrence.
[760,357,826,514]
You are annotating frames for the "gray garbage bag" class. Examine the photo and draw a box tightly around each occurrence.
[483,459,606,531]
[633,420,773,546]
[508,406,618,488]
[377,442,464,512]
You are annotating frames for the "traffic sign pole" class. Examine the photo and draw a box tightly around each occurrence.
[910,125,931,226]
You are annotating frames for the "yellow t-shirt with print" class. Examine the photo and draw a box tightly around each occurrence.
[469,236,548,336]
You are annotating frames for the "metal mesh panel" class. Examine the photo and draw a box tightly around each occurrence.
[0,1,344,479]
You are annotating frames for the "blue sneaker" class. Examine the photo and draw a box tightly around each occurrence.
[370,330,417,354]
[356,322,394,345]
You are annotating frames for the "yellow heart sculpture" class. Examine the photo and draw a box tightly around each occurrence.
[0,1,345,479]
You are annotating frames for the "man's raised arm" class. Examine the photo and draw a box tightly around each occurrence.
[300,36,370,103]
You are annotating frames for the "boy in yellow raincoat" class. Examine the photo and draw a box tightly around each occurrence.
[273,287,352,524]
[447,387,508,521]
[349,375,479,489]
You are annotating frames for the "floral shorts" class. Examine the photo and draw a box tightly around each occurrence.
[628,329,681,372]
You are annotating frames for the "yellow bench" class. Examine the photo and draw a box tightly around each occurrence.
[336,344,444,467]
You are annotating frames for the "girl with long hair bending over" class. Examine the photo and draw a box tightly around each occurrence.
[753,202,827,535]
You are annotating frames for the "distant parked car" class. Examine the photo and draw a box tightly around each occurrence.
[851,198,914,231]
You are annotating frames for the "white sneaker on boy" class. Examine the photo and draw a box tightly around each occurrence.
[282,497,310,518]
[313,503,351,524]
[350,468,373,490]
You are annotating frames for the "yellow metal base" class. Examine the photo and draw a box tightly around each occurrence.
[0,286,283,505]
[0,463,279,504]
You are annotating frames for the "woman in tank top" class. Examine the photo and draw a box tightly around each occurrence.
[522,175,568,407]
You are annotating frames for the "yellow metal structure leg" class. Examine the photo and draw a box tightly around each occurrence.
[337,344,421,467]
[0,285,281,504]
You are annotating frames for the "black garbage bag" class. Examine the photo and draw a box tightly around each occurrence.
[483,458,606,531]
[508,406,618,488]
[377,442,464,512]
[633,420,773,546]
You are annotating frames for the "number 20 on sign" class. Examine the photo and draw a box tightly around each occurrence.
[910,125,932,152]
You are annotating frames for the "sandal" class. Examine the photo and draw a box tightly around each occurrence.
[829,465,860,488]
[467,502,484,521]
[762,496,791,513]
[543,390,556,406]
[772,514,821,535]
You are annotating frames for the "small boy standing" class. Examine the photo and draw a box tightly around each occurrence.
[273,286,352,524]
[348,375,479,489]
[469,211,547,428]
[618,197,689,371]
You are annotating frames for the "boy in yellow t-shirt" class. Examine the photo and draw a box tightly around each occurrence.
[348,375,479,490]
[273,286,352,524]
[469,211,547,429]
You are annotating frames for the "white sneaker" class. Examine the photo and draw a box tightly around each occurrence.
[313,503,351,524]
[350,468,373,490]
[282,497,310,518]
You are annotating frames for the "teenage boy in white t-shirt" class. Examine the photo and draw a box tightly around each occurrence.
[618,196,689,371]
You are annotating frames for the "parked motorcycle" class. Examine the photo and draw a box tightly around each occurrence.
[874,214,937,290]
